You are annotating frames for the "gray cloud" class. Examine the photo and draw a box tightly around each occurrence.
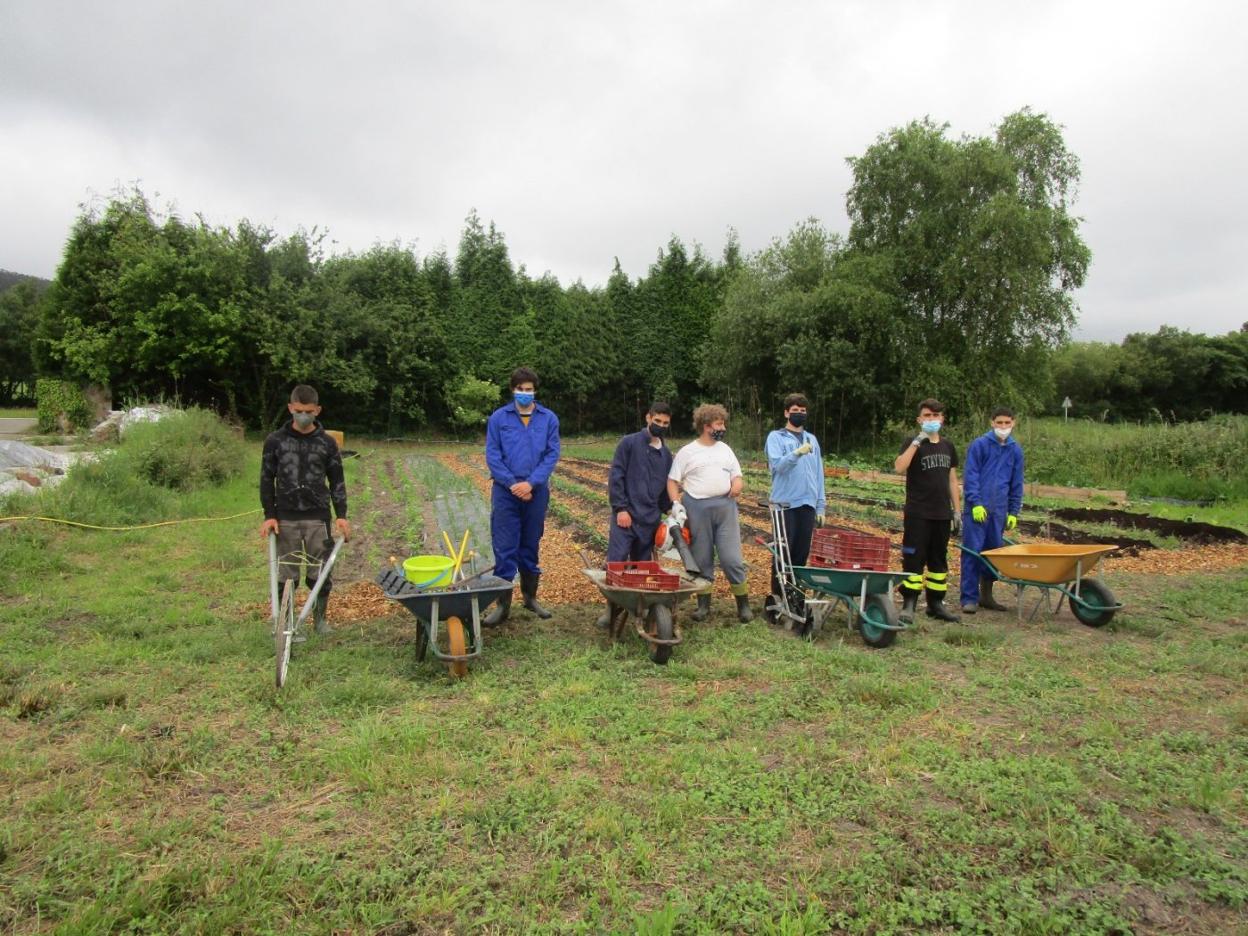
[2,0,1245,340]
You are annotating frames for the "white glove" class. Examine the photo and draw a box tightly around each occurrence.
[912,433,926,447]
[794,441,813,456]
[669,501,687,527]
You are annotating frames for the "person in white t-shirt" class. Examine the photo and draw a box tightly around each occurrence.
[666,403,752,623]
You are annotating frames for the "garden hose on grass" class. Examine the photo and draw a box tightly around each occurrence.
[0,508,262,532]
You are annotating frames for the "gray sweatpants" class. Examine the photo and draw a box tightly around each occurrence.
[275,517,334,596]
[683,494,747,586]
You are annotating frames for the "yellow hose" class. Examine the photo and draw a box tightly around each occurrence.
[0,508,262,532]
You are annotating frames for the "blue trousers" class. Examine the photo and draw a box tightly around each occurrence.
[607,516,658,563]
[960,509,1005,605]
[490,482,549,581]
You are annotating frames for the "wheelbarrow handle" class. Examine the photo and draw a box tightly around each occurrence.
[268,533,280,630]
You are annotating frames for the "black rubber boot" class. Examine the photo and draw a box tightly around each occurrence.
[313,594,331,635]
[483,589,512,627]
[899,590,919,624]
[978,578,1008,611]
[734,593,754,623]
[926,595,960,622]
[520,572,553,619]
[690,593,712,622]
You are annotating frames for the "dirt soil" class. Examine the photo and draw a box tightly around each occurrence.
[330,451,1248,616]
[1050,507,1248,544]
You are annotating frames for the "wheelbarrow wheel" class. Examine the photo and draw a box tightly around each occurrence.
[858,594,898,649]
[647,604,674,665]
[446,616,468,678]
[275,579,295,689]
[1070,578,1117,628]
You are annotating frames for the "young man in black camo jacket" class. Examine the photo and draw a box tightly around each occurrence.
[259,385,351,636]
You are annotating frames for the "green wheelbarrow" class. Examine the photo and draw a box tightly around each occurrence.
[958,542,1123,627]
[790,565,913,649]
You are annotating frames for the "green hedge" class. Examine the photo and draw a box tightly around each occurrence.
[35,379,91,433]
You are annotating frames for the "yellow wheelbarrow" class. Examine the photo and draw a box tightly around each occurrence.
[959,542,1123,627]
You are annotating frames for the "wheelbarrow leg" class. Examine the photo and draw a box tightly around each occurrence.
[608,603,629,641]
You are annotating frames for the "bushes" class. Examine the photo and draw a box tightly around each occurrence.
[36,378,91,433]
[6,407,248,527]
[123,408,247,491]
[1017,415,1248,499]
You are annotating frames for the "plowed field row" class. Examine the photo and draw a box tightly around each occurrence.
[557,454,1248,577]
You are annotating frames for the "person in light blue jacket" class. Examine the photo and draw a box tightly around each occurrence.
[960,407,1024,613]
[765,394,826,623]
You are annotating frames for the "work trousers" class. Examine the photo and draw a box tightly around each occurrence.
[959,509,1006,605]
[275,517,334,597]
[607,516,659,563]
[683,494,747,589]
[770,504,816,598]
[490,482,549,581]
[900,514,951,602]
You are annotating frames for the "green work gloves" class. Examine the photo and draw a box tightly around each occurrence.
[816,513,825,527]
[794,441,813,456]
[971,505,987,523]
[1006,514,1018,531]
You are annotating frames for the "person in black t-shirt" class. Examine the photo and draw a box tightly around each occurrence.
[894,398,962,623]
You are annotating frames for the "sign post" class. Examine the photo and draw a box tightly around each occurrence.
[1062,396,1072,423]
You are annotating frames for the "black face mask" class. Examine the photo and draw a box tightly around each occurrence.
[648,423,669,439]
[787,412,807,427]
[710,429,726,442]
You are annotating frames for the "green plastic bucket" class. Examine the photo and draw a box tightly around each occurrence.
[402,555,455,589]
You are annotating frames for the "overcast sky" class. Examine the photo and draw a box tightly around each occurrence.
[2,0,1245,341]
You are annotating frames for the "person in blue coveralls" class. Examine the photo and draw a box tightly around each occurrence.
[764,393,826,626]
[594,402,674,628]
[482,367,561,626]
[959,407,1024,615]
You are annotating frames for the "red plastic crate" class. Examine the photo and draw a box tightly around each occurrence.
[809,528,890,571]
[605,561,681,591]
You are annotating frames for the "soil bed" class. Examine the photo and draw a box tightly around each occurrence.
[1049,507,1248,544]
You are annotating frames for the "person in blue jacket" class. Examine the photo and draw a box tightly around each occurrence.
[482,367,561,626]
[764,393,826,628]
[594,402,675,628]
[607,401,674,563]
[960,407,1024,614]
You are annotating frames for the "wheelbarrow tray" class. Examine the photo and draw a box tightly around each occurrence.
[979,544,1116,585]
[792,565,911,597]
[582,568,704,615]
[377,568,513,623]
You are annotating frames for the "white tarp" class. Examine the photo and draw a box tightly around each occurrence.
[0,440,69,472]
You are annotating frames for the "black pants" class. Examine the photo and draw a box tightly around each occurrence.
[771,505,816,598]
[901,514,951,602]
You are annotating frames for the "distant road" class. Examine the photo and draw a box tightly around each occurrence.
[0,417,38,438]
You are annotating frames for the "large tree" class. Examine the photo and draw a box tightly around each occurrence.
[845,109,1090,416]
[0,280,43,403]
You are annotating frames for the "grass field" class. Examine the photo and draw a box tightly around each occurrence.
[2,440,1246,934]
[0,408,37,419]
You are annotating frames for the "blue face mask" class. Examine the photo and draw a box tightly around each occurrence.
[921,420,942,434]
[292,412,316,429]
[514,391,535,408]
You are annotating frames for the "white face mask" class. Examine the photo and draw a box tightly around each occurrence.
[994,427,1012,440]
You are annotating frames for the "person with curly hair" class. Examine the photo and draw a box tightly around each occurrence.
[666,403,752,623]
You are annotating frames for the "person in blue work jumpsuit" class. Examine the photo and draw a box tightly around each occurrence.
[594,402,674,628]
[960,407,1024,614]
[764,393,826,630]
[482,367,561,626]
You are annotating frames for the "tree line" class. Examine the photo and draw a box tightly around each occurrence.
[1,108,1244,446]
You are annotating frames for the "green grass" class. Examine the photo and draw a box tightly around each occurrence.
[2,441,1246,934]
[0,407,37,419]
